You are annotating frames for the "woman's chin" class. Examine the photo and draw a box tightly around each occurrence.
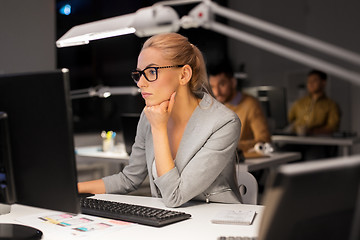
[145,99,165,107]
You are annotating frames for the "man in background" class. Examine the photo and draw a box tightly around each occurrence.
[288,69,340,136]
[284,69,341,160]
[208,61,271,155]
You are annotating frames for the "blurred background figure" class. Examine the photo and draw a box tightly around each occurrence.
[288,69,341,136]
[208,60,271,156]
[282,69,341,160]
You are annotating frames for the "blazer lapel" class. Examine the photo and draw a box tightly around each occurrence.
[174,108,202,172]
[145,131,161,197]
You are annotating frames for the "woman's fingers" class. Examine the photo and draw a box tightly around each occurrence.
[167,92,176,114]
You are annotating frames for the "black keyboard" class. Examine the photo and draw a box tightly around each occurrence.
[218,237,257,240]
[80,198,191,227]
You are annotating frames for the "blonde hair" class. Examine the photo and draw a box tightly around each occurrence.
[141,33,213,98]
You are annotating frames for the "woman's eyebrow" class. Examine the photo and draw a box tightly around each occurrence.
[136,63,159,71]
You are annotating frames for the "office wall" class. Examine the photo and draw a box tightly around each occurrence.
[227,0,360,153]
[0,0,55,74]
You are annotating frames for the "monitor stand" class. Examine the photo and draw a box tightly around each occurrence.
[0,224,42,240]
[0,205,42,240]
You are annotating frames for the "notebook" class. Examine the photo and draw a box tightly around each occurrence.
[211,210,256,225]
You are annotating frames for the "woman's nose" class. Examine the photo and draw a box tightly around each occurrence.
[137,74,148,88]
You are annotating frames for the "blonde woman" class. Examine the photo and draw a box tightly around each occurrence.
[78,33,242,207]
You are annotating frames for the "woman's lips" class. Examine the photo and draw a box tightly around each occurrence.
[141,92,152,98]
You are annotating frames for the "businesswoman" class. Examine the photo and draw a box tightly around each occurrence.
[78,33,242,207]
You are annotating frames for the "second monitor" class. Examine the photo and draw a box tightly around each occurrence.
[259,155,360,240]
[243,86,288,133]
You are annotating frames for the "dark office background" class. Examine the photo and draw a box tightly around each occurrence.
[56,0,229,132]
[1,0,359,153]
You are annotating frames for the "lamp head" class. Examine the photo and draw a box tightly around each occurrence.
[133,5,180,37]
[56,5,180,48]
[56,13,136,48]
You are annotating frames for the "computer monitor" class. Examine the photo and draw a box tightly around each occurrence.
[258,155,360,240]
[121,113,140,155]
[243,86,288,132]
[0,69,80,214]
[0,112,16,205]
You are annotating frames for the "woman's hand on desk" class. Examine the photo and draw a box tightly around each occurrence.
[78,179,106,194]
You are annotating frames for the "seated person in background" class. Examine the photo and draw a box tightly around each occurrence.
[208,61,271,155]
[288,69,340,136]
[283,69,341,160]
[78,33,243,207]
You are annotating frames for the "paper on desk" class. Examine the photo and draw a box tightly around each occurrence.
[211,210,256,225]
[16,211,133,239]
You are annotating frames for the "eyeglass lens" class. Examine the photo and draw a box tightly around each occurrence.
[131,67,158,83]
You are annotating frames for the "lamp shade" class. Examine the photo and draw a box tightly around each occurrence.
[56,5,180,48]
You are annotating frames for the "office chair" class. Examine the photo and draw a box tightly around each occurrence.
[237,172,258,205]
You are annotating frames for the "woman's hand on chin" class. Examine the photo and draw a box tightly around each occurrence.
[144,92,176,131]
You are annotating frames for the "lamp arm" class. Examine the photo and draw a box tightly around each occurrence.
[70,86,140,99]
[181,1,360,85]
[208,1,360,66]
[154,0,203,7]
[209,21,360,86]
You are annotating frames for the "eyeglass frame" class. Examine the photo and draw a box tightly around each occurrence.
[131,65,185,84]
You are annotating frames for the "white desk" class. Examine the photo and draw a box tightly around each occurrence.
[238,152,301,172]
[75,143,129,164]
[0,194,264,240]
[75,143,130,181]
[272,135,360,156]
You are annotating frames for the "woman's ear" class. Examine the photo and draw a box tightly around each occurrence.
[179,65,192,85]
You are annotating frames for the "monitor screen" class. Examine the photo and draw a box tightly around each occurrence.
[0,69,80,213]
[259,155,360,240]
[121,113,140,155]
[243,86,288,132]
[0,112,16,204]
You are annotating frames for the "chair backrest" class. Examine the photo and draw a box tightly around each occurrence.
[237,172,258,205]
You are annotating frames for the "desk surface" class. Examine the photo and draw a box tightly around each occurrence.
[272,134,360,146]
[239,152,301,172]
[75,144,129,166]
[76,143,129,159]
[0,195,264,240]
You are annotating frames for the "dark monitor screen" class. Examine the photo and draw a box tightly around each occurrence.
[121,113,140,156]
[243,86,288,132]
[0,112,16,204]
[259,155,360,240]
[0,69,80,213]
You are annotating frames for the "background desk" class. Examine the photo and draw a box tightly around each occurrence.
[76,143,129,164]
[76,145,300,173]
[0,194,264,240]
[237,152,301,172]
[272,135,360,156]
[76,144,129,181]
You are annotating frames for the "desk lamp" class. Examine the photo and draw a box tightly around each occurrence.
[57,0,360,86]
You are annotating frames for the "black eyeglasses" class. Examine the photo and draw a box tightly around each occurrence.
[131,65,184,84]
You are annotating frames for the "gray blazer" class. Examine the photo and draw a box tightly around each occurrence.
[103,93,242,207]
